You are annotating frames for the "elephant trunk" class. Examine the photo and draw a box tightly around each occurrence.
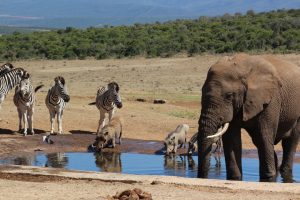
[197,110,222,178]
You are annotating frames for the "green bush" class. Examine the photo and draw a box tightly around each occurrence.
[0,9,298,60]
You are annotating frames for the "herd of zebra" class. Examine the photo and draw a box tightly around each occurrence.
[0,63,123,137]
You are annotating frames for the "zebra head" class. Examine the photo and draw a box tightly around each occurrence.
[108,82,122,108]
[13,68,30,85]
[0,63,14,75]
[18,75,32,98]
[54,76,70,102]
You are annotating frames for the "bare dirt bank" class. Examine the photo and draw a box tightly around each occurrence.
[0,165,299,200]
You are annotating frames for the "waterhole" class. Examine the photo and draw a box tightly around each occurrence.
[1,152,299,183]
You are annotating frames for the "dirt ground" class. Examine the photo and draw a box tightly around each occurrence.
[0,54,299,199]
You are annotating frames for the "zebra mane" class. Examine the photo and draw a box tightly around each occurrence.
[2,67,26,77]
[108,82,119,92]
[54,76,65,85]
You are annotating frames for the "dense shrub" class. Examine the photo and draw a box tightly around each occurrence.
[0,9,299,60]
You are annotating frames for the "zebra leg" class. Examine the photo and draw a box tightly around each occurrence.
[49,111,55,134]
[97,111,105,135]
[17,108,22,132]
[28,107,34,135]
[108,109,115,123]
[22,110,28,136]
[57,111,63,134]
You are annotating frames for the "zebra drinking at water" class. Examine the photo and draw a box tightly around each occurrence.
[89,82,122,135]
[0,68,29,106]
[0,63,14,76]
[13,75,44,136]
[45,76,70,135]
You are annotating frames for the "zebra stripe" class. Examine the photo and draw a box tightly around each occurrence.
[45,76,70,134]
[0,68,28,105]
[13,77,43,136]
[94,82,122,134]
[0,63,14,76]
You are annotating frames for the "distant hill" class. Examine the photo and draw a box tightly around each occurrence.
[0,0,299,28]
[0,9,298,60]
[0,26,51,35]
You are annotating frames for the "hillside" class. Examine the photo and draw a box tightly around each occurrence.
[0,9,299,60]
[0,0,299,28]
[0,26,50,35]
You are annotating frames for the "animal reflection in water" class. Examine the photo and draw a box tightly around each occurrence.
[45,153,68,168]
[164,154,221,176]
[94,152,122,173]
[12,155,36,166]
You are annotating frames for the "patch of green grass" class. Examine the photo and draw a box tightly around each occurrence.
[169,110,199,120]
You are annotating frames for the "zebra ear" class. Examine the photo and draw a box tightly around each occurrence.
[22,71,30,79]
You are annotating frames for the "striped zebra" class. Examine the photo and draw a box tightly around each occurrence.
[0,63,14,76]
[89,82,122,134]
[0,68,29,106]
[45,76,70,135]
[187,132,222,155]
[13,76,44,136]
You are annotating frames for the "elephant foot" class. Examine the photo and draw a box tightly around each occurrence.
[227,176,242,181]
[259,173,277,182]
[279,166,293,182]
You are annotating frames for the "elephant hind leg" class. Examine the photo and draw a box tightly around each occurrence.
[280,122,300,182]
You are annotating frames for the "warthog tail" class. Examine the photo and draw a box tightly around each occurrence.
[88,102,96,105]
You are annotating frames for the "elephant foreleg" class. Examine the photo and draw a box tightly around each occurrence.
[222,124,242,180]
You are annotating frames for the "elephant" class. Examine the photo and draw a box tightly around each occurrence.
[197,53,300,182]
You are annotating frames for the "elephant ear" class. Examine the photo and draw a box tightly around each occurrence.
[243,58,282,121]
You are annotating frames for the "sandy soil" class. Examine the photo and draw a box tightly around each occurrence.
[0,54,299,199]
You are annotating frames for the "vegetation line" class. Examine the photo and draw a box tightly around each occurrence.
[0,9,299,61]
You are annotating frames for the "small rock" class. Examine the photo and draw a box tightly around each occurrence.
[136,98,146,102]
[153,99,167,104]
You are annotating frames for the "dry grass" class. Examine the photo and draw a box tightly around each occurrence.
[1,54,300,150]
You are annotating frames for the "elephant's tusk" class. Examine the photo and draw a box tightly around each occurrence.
[207,123,229,139]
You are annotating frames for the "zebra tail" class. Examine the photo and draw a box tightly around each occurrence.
[88,102,96,105]
[35,84,44,92]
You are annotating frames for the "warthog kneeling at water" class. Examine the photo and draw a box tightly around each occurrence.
[92,117,123,151]
[164,124,189,155]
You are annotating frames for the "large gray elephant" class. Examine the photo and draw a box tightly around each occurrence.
[198,53,300,182]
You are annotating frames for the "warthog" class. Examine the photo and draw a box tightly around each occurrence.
[92,117,122,150]
[187,132,222,155]
[164,124,189,155]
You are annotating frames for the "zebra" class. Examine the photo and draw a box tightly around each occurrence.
[187,132,222,155]
[13,75,44,136]
[45,76,70,135]
[89,82,122,134]
[0,63,14,76]
[0,68,29,106]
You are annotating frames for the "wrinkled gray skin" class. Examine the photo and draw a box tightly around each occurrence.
[93,117,122,151]
[164,124,189,155]
[198,54,300,182]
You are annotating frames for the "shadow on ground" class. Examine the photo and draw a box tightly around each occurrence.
[69,130,95,135]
